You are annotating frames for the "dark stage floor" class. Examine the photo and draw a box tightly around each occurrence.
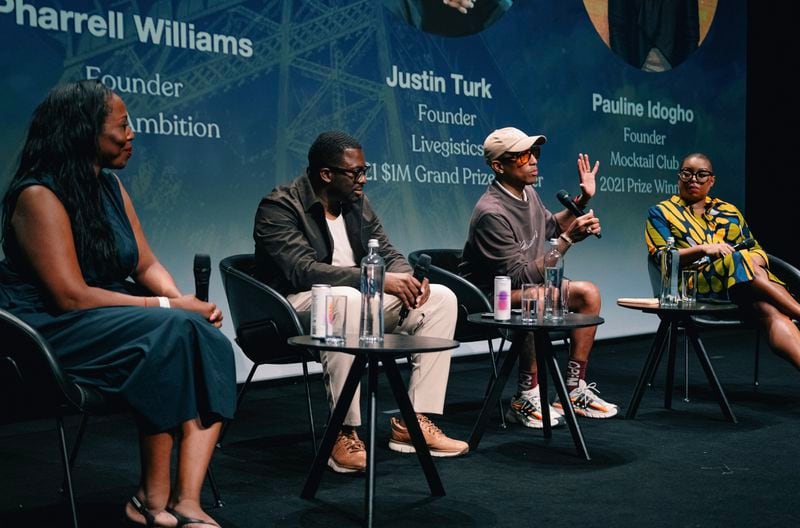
[2,328,799,527]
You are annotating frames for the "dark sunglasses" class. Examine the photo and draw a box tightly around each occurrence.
[501,146,541,167]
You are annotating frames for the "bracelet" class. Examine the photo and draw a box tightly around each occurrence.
[559,233,573,247]
[157,296,171,309]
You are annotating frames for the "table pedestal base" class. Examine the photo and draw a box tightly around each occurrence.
[468,330,591,460]
[301,354,444,528]
[626,318,737,423]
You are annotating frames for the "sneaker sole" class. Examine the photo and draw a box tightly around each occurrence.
[505,409,563,429]
[505,409,544,429]
[388,440,468,457]
[575,407,619,419]
[327,457,365,474]
[553,404,619,419]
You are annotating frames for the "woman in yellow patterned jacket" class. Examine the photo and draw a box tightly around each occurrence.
[645,152,800,369]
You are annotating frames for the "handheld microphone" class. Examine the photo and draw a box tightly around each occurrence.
[556,190,602,239]
[693,238,755,268]
[731,238,755,251]
[399,254,431,326]
[194,254,211,302]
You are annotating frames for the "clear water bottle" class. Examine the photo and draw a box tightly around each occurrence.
[660,236,680,307]
[544,238,564,322]
[359,238,385,343]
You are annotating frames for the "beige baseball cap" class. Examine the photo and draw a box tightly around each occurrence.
[483,127,547,163]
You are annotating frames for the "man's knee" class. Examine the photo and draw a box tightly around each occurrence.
[330,286,361,302]
[571,280,601,310]
[429,283,457,311]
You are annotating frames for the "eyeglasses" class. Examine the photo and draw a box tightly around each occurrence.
[678,168,713,183]
[501,146,541,167]
[328,164,372,181]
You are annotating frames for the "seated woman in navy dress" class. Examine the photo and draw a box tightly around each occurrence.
[0,80,236,527]
[646,152,800,370]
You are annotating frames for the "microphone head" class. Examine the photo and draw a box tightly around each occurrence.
[556,189,582,215]
[194,254,211,301]
[417,253,432,270]
[556,190,575,210]
[194,254,211,273]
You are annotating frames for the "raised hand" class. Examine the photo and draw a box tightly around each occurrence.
[577,153,599,201]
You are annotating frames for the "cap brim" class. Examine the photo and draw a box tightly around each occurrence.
[506,134,547,153]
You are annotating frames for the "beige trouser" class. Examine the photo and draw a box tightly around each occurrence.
[288,284,457,426]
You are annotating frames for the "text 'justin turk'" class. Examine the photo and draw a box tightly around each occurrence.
[385,65,493,99]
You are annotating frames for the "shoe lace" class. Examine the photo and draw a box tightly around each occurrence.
[517,394,542,414]
[574,382,601,406]
[340,430,365,452]
[416,415,443,436]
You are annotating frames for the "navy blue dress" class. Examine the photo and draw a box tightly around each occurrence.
[0,171,236,433]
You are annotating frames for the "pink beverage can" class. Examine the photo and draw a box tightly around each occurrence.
[311,284,331,338]
[494,276,511,321]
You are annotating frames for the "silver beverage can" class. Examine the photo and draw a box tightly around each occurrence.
[311,284,331,338]
[494,276,511,321]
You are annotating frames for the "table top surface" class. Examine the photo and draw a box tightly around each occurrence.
[616,299,739,315]
[287,334,459,354]
[466,312,604,330]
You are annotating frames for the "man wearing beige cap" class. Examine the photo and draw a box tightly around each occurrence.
[459,127,618,429]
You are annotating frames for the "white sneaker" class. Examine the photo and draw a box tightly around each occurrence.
[553,380,618,419]
[505,386,564,429]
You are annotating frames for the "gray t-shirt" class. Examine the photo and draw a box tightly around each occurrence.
[459,181,560,292]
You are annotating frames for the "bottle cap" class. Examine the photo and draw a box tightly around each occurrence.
[368,238,379,248]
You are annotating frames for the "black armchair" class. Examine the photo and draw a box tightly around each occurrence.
[217,254,318,450]
[769,255,800,304]
[409,249,464,276]
[753,255,800,383]
[408,249,507,425]
[0,308,120,528]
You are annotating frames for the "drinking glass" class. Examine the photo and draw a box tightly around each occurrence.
[325,295,347,344]
[521,283,540,324]
[561,279,570,317]
[680,270,697,305]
